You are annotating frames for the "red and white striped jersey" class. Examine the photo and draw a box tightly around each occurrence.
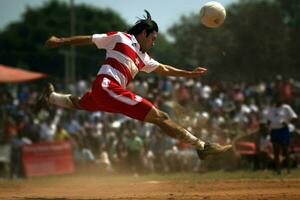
[92,32,160,88]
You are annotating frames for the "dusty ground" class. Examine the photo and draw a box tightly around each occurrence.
[1,173,300,200]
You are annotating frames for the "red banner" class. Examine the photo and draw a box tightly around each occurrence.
[235,141,256,155]
[22,141,75,177]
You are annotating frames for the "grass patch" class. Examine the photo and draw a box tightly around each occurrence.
[1,169,300,185]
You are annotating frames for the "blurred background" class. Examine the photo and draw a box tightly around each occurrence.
[0,0,300,179]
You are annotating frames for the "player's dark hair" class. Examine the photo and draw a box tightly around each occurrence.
[128,10,159,37]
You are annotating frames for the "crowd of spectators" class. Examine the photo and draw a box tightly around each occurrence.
[1,74,300,178]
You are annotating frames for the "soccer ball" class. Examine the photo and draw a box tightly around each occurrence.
[200,1,226,28]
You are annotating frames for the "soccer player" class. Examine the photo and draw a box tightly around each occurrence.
[38,10,232,160]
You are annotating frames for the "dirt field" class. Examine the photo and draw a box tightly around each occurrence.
[1,172,300,200]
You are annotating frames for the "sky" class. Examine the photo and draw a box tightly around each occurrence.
[0,0,238,34]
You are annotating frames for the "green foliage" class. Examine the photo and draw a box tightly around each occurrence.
[169,0,300,80]
[1,0,300,81]
[0,0,175,80]
[0,0,128,77]
[224,0,287,79]
[275,0,300,73]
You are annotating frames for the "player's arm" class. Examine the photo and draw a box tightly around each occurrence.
[45,35,93,48]
[154,64,207,78]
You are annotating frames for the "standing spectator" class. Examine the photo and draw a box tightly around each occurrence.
[95,144,113,172]
[126,130,144,174]
[267,100,298,174]
[90,116,105,155]
[254,122,271,170]
[114,132,128,171]
[150,131,169,172]
[24,116,41,143]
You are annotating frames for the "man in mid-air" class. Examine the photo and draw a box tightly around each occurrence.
[38,10,232,160]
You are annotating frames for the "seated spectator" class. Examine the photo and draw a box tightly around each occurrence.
[54,124,69,141]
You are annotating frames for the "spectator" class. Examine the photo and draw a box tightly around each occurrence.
[95,144,113,172]
[267,100,298,174]
[39,117,56,141]
[126,130,144,174]
[54,124,69,141]
[2,74,300,175]
[254,122,271,170]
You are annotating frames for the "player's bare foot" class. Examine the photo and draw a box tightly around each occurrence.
[196,142,232,160]
[35,83,54,111]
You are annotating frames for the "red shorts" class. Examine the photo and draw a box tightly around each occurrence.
[79,75,153,121]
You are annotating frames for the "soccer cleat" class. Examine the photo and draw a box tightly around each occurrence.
[196,142,232,160]
[35,83,55,111]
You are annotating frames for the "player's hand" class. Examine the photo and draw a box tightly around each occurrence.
[190,67,207,77]
[45,36,61,48]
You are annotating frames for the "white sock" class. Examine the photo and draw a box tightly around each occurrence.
[195,139,206,150]
[181,130,205,150]
[49,92,74,109]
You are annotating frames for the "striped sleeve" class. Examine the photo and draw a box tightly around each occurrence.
[140,54,160,73]
[92,32,119,50]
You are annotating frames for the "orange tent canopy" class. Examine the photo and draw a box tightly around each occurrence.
[0,64,47,83]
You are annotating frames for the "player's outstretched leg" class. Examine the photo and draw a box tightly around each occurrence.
[36,83,81,110]
[144,107,232,160]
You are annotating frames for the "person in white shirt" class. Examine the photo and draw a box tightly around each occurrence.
[267,100,298,174]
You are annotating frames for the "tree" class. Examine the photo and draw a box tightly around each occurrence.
[225,0,287,79]
[0,1,128,78]
[276,0,300,75]
[168,0,300,80]
[0,1,175,81]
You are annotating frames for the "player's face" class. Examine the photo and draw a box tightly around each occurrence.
[140,31,157,53]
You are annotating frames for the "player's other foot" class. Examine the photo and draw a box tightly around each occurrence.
[196,142,232,160]
[35,83,55,111]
